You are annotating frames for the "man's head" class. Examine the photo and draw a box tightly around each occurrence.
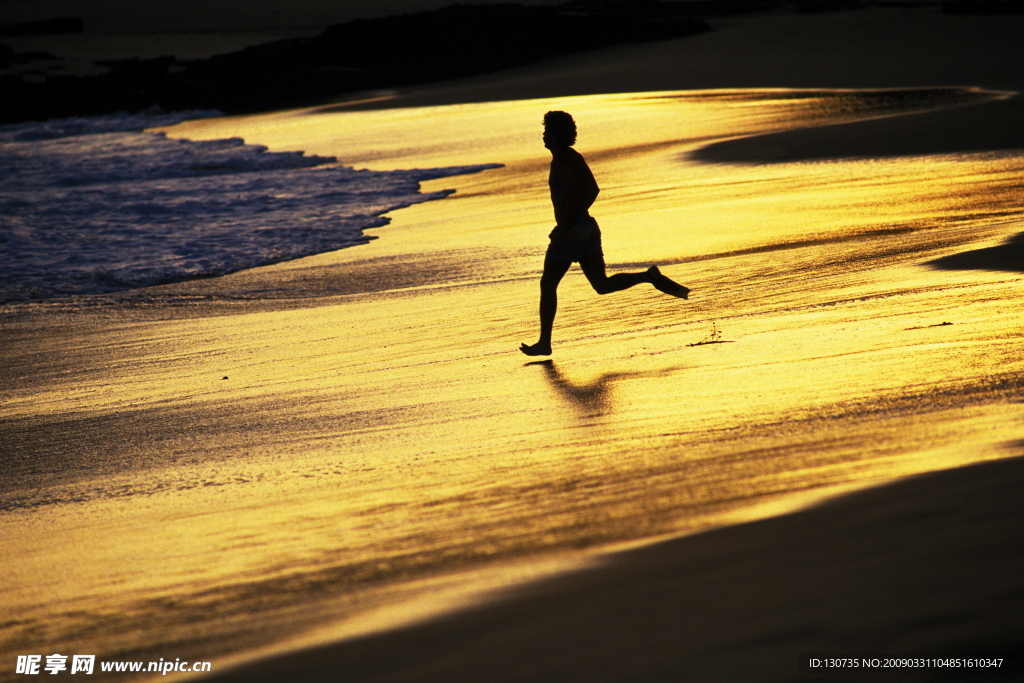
[543,110,577,149]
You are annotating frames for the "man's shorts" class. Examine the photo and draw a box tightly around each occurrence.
[546,217,603,263]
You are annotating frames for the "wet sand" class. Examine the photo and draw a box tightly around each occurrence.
[3,6,1024,682]
[205,455,1024,682]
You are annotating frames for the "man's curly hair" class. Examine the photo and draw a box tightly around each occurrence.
[543,110,577,146]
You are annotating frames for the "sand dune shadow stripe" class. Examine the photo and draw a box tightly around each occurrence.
[929,232,1024,273]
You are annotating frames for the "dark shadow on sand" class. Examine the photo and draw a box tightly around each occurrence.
[691,94,1024,164]
[526,359,618,417]
[203,455,1024,682]
[929,232,1024,273]
[526,360,687,419]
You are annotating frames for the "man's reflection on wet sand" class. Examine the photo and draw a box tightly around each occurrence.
[527,359,686,419]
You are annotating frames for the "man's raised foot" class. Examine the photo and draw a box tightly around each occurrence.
[648,266,690,299]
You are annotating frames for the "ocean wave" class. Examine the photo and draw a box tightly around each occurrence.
[0,112,500,302]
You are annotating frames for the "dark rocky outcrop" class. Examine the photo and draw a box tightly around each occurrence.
[0,2,717,124]
[0,17,83,37]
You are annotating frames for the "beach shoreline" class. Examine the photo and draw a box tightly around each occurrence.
[3,6,1024,682]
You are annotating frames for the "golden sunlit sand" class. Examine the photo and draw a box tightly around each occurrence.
[3,9,1024,681]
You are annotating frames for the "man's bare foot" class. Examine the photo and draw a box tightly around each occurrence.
[648,266,690,299]
[520,341,552,356]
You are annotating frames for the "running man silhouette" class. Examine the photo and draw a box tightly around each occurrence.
[520,111,690,356]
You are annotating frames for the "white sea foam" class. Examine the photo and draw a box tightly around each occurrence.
[0,111,500,302]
